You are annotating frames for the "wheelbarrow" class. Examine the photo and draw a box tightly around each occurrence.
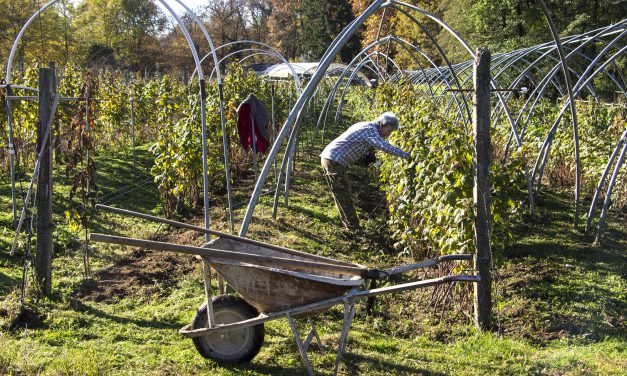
[91,204,480,375]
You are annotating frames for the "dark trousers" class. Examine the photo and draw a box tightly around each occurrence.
[321,158,359,229]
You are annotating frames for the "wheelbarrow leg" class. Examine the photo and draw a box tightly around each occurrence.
[286,312,314,376]
[201,259,215,327]
[334,300,356,376]
[218,275,226,294]
[304,318,325,351]
[365,279,377,315]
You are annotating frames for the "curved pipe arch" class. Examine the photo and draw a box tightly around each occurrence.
[331,51,404,132]
[240,0,490,235]
[332,36,469,133]
[239,0,389,236]
[536,0,581,224]
[192,40,302,92]
[532,44,627,193]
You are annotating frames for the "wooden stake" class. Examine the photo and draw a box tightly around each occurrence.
[473,48,493,330]
[35,65,56,297]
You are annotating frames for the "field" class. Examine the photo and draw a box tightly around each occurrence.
[1,143,625,375]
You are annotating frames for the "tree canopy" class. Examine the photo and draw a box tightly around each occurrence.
[1,0,624,76]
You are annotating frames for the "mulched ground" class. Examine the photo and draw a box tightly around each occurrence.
[73,226,205,302]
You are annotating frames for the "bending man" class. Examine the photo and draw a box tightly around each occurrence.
[320,112,410,230]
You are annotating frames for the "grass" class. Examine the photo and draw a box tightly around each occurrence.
[0,142,625,375]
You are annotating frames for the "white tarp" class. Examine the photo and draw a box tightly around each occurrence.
[257,62,372,87]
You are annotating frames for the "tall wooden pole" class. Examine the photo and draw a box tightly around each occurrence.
[51,63,61,163]
[130,88,137,176]
[473,48,492,330]
[35,65,56,297]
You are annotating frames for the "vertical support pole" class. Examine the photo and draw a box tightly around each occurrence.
[35,66,56,297]
[473,48,492,330]
[199,79,210,243]
[130,88,136,176]
[201,259,215,328]
[271,84,277,181]
[51,63,61,164]
[6,84,17,225]
[218,83,234,232]
[251,111,258,181]
[595,141,626,245]
[84,95,92,279]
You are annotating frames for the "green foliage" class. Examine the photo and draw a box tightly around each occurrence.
[95,71,131,144]
[147,75,192,214]
[1,67,40,170]
[368,83,526,257]
[0,0,75,68]
[298,0,360,62]
[74,0,165,70]
[349,81,624,258]
[492,98,626,210]
[147,63,295,214]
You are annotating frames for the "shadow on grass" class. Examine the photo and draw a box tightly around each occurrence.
[0,271,20,296]
[287,204,336,225]
[67,297,183,330]
[344,352,448,376]
[93,152,158,208]
[224,351,446,376]
[503,241,626,275]
[499,189,627,342]
[227,362,308,376]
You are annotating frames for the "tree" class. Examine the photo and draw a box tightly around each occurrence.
[268,0,301,60]
[118,0,166,71]
[0,0,76,75]
[438,0,627,59]
[247,0,273,43]
[298,0,328,60]
[201,0,249,60]
[329,0,362,63]
[298,0,360,62]
[74,0,165,72]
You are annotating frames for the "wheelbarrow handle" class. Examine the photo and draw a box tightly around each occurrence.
[95,204,357,267]
[377,254,473,279]
[90,233,375,278]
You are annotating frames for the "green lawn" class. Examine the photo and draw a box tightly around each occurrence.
[1,145,625,375]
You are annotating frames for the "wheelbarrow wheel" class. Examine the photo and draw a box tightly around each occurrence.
[192,295,264,364]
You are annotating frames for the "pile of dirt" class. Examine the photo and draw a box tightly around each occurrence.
[74,227,204,302]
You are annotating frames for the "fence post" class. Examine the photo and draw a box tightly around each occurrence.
[35,65,56,297]
[473,48,492,330]
[50,63,62,163]
[130,88,136,176]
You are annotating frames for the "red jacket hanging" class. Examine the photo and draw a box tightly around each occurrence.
[236,94,270,153]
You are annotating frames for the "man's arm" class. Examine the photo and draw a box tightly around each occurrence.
[365,129,410,159]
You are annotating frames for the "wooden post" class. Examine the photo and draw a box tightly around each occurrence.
[35,66,56,297]
[50,63,61,163]
[473,48,492,330]
[130,88,136,176]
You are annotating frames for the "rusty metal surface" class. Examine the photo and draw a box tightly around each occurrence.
[207,237,363,313]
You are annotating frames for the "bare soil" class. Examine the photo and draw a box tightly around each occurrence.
[73,225,205,302]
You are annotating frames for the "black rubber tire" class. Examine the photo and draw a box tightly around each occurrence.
[191,295,264,364]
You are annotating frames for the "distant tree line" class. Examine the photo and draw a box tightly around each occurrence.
[1,0,624,76]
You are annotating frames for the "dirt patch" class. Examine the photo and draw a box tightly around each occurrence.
[74,227,204,302]
[8,307,47,331]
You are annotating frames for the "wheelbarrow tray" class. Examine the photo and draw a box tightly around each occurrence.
[206,237,364,313]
